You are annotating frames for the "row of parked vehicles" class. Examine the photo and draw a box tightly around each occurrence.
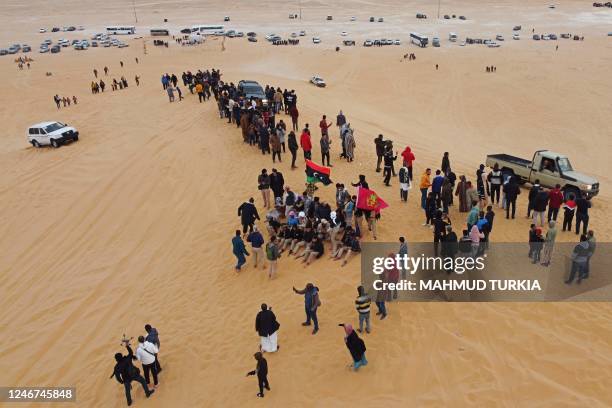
[39,26,84,33]
[363,39,402,46]
[0,44,32,55]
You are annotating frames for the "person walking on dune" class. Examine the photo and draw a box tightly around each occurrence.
[112,342,155,406]
[144,324,162,374]
[255,303,280,352]
[246,352,269,398]
[232,230,250,271]
[238,197,260,234]
[136,335,159,388]
[341,324,368,371]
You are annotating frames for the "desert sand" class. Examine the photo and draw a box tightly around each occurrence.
[1,0,612,407]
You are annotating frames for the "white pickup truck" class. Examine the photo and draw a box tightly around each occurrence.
[485,150,599,199]
[27,121,79,148]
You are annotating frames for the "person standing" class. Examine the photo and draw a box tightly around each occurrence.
[342,324,368,371]
[255,304,280,352]
[232,230,250,271]
[289,104,299,131]
[246,352,269,398]
[401,146,416,180]
[269,169,284,203]
[565,235,590,284]
[344,125,356,162]
[455,175,469,213]
[258,169,271,209]
[419,168,432,210]
[398,165,411,202]
[374,135,385,172]
[135,336,159,388]
[441,152,451,175]
[488,163,503,205]
[562,194,577,232]
[532,188,549,227]
[265,236,281,278]
[355,286,371,334]
[144,324,162,374]
[540,220,557,267]
[287,131,298,169]
[293,283,320,334]
[112,343,155,406]
[431,170,445,207]
[320,132,332,167]
[382,145,397,186]
[300,126,312,160]
[238,197,260,234]
[166,85,175,102]
[503,176,520,219]
[319,115,331,139]
[270,131,282,163]
[575,196,591,235]
[547,184,564,221]
[527,180,541,218]
[247,227,266,269]
[336,110,346,134]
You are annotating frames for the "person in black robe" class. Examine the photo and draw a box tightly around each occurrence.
[342,324,368,371]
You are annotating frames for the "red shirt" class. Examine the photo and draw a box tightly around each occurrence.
[300,131,312,151]
[548,188,564,208]
[319,119,330,134]
[401,147,415,166]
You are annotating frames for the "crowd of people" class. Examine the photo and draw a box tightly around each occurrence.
[53,94,77,109]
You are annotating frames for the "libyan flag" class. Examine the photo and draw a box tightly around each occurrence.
[356,187,389,211]
[305,160,332,185]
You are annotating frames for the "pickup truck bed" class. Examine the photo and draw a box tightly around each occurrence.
[487,154,531,168]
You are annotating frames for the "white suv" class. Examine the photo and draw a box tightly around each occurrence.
[27,121,79,148]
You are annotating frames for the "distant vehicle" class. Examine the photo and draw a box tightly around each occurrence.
[27,121,79,148]
[394,39,401,45]
[103,42,111,47]
[247,32,257,37]
[369,17,375,22]
[549,34,558,40]
[118,43,129,48]
[533,34,541,40]
[343,40,356,46]
[248,36,257,42]
[312,36,321,43]
[485,150,599,198]
[291,32,298,38]
[487,41,500,47]
[238,80,268,105]
[340,31,348,36]
[265,33,278,41]
[299,30,306,36]
[51,45,61,53]
[549,4,556,8]
[609,32,612,36]
[43,39,52,45]
[513,33,520,40]
[150,29,170,36]
[310,76,326,87]
[39,47,49,53]
[236,32,244,37]
[226,30,236,37]
[449,32,458,42]
[0,49,8,55]
[460,41,466,46]
[378,17,384,22]
[513,25,522,31]
[224,16,230,21]
[23,45,31,52]
[542,34,550,40]
[289,14,295,19]
[106,26,135,35]
[410,32,428,47]
[66,26,76,31]
[51,27,60,32]
[432,37,440,47]
[444,15,450,19]
[326,15,333,20]
[363,39,373,47]
[77,25,84,30]
[560,33,571,38]
[416,13,427,19]
[39,28,46,33]
[8,46,19,54]
[92,41,98,47]
[180,28,191,34]
[496,34,504,41]
[459,15,466,20]
[351,16,356,21]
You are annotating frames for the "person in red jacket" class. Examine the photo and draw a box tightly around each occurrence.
[401,146,416,181]
[300,124,312,160]
[319,115,331,136]
[547,184,564,222]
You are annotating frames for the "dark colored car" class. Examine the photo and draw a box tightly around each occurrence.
[51,27,60,32]
[248,37,257,42]
[238,80,267,105]
[180,28,191,34]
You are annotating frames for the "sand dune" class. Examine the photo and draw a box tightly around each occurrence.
[1,0,612,406]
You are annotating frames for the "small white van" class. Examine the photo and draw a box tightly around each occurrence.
[27,121,79,147]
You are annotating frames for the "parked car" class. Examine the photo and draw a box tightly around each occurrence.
[92,41,98,47]
[343,40,356,46]
[248,36,257,42]
[291,32,298,38]
[326,15,333,20]
[51,27,60,32]
[378,17,384,22]
[369,17,375,22]
[265,33,278,41]
[416,13,427,19]
[485,151,599,198]
[512,34,520,40]
[67,26,76,31]
[549,34,558,40]
[51,45,61,53]
[224,16,230,21]
[310,76,326,87]
[180,28,191,34]
[77,25,84,30]
[542,34,550,40]
[394,39,401,45]
[312,36,321,43]
[363,40,373,47]
[561,33,571,38]
[39,28,47,33]
[247,32,257,37]
[22,45,32,52]
[0,49,8,56]
[8,46,19,54]
[432,37,440,47]
[39,47,49,53]
[513,25,522,31]
[444,15,450,19]
[340,31,348,36]
[351,16,356,21]
[496,34,504,41]
[236,32,244,37]
[299,30,306,36]
[533,34,541,40]
[487,41,500,47]
[27,121,79,148]
[459,15,466,20]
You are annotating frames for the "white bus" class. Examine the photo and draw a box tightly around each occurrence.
[106,26,135,35]
[191,25,225,35]
[410,32,428,47]
[449,32,458,42]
